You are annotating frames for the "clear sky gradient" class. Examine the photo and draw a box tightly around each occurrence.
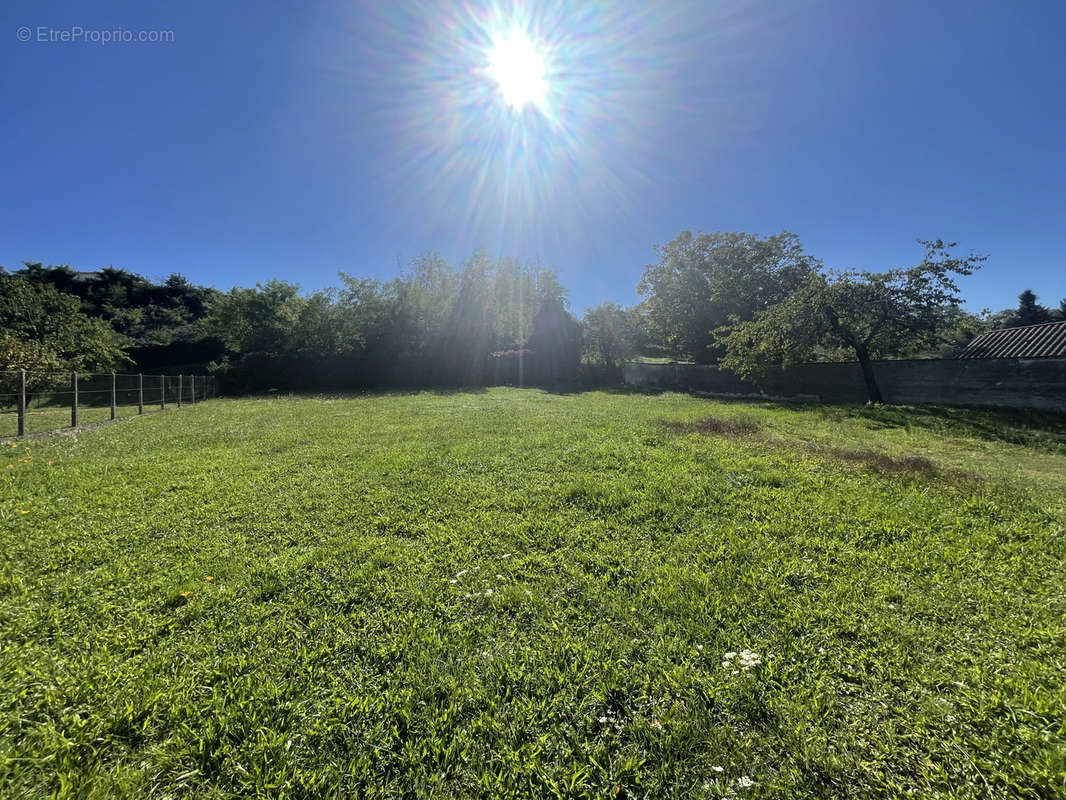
[2,0,1064,314]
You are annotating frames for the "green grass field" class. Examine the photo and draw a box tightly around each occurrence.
[0,404,153,438]
[2,389,1064,799]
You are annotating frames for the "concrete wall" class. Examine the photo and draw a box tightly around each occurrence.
[624,358,1066,411]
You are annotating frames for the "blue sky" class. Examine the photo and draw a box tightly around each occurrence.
[2,0,1064,314]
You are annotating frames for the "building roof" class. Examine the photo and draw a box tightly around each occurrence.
[958,320,1066,359]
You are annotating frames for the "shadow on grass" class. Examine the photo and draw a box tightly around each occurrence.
[659,415,982,483]
[824,404,1066,451]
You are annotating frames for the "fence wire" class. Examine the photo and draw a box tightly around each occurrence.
[0,370,218,438]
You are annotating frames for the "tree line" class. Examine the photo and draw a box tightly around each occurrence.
[1,232,1062,397]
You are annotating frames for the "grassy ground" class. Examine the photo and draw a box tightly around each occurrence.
[0,404,157,437]
[1,389,1064,799]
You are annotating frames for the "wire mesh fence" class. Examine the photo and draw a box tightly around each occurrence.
[0,370,218,438]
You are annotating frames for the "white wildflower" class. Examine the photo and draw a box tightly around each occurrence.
[598,715,609,724]
[737,649,761,670]
[496,573,504,580]
[724,649,762,672]
[711,766,724,773]
[737,775,754,789]
[484,589,493,597]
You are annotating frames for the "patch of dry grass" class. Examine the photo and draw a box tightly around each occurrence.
[660,415,761,437]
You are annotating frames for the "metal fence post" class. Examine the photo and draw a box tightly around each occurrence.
[71,371,79,427]
[161,375,166,410]
[190,375,195,405]
[110,371,117,420]
[178,375,183,409]
[138,373,144,415]
[17,369,26,437]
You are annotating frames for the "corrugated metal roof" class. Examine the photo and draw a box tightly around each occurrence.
[958,320,1066,359]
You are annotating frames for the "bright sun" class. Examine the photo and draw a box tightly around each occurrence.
[487,30,547,111]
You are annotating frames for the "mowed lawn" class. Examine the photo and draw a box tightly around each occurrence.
[2,390,1065,799]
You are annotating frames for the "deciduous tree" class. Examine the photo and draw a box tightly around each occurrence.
[637,231,819,363]
[0,275,128,378]
[718,240,985,402]
[581,302,644,367]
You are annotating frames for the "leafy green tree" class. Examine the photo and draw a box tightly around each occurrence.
[209,280,307,355]
[13,263,221,354]
[718,240,985,402]
[0,275,128,376]
[581,302,644,367]
[637,231,819,363]
[922,307,987,357]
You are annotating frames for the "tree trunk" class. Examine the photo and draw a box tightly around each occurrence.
[855,347,883,403]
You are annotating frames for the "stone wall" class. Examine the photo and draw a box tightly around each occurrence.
[623,358,1066,411]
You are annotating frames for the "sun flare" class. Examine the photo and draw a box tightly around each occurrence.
[486,30,548,111]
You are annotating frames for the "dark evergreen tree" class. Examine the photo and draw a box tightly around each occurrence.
[1011,290,1052,327]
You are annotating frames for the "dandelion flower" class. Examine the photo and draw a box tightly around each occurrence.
[181,590,191,597]
[206,576,214,581]
[19,510,29,514]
